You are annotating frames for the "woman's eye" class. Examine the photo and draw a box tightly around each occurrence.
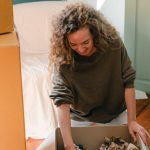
[83,41,89,45]
[70,45,77,48]
[70,43,76,47]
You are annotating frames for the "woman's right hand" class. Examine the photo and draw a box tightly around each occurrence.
[65,144,76,150]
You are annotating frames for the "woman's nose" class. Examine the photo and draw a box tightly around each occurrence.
[77,45,86,52]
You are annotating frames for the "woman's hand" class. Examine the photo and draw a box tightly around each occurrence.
[65,144,76,150]
[128,121,150,145]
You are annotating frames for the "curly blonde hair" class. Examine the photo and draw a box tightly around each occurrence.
[49,2,121,71]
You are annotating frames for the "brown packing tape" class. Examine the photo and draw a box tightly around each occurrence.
[0,0,14,34]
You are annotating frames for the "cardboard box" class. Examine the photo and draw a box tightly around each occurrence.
[0,32,26,150]
[56,125,149,150]
[0,0,13,34]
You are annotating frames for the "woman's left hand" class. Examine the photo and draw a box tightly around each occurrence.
[128,121,150,145]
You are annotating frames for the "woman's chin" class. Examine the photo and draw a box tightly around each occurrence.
[78,51,91,56]
[79,53,88,56]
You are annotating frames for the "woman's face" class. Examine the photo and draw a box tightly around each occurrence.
[67,26,96,56]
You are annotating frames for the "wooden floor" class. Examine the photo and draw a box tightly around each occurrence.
[26,138,44,150]
[26,95,150,150]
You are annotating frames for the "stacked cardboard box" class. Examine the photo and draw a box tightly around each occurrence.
[0,32,26,150]
[0,0,13,34]
[0,1,26,148]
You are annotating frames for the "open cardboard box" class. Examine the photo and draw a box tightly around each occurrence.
[55,125,149,150]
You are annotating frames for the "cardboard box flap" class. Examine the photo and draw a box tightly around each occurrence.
[137,136,149,150]
[0,32,19,47]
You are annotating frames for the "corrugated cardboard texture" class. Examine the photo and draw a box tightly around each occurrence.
[56,125,148,150]
[0,32,26,150]
[0,0,13,34]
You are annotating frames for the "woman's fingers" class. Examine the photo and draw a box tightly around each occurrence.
[130,130,137,143]
[144,129,150,138]
[138,128,148,145]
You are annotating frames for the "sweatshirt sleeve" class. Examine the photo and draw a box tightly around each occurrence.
[49,67,74,106]
[121,44,136,88]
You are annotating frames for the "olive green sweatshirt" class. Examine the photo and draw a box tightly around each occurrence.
[50,43,136,123]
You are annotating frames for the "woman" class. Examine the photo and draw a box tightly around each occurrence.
[49,2,150,150]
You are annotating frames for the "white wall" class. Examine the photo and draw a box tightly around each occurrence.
[67,0,97,9]
[98,0,125,39]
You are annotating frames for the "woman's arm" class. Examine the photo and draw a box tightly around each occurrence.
[125,88,136,123]
[125,88,150,145]
[56,104,76,150]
